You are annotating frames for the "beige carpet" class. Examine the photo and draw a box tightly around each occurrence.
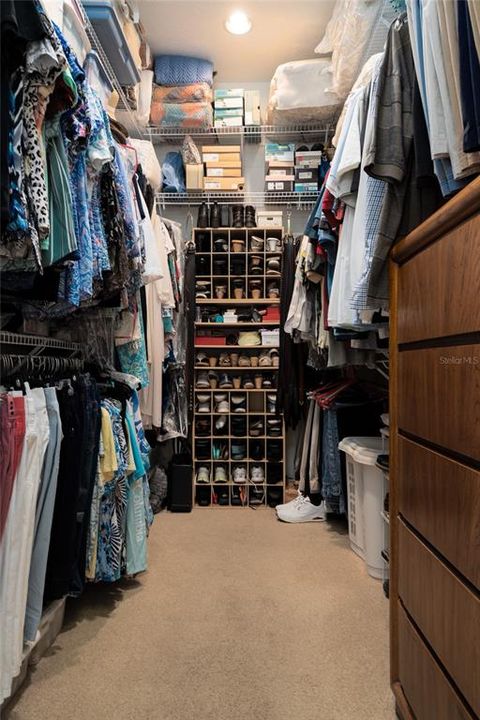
[6,509,394,720]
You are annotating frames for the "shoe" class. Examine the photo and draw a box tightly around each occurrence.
[267,487,283,508]
[231,486,245,506]
[249,419,264,437]
[213,259,228,275]
[275,491,302,513]
[196,486,211,506]
[196,440,211,460]
[208,372,219,389]
[231,442,247,460]
[214,466,228,484]
[214,237,228,252]
[262,375,273,389]
[231,394,246,413]
[242,374,254,389]
[196,256,209,275]
[267,283,280,299]
[267,418,282,436]
[195,418,210,436]
[267,393,277,413]
[231,417,247,437]
[232,238,246,253]
[214,393,230,413]
[249,485,265,506]
[216,487,230,505]
[196,394,211,413]
[212,441,228,460]
[266,257,281,275]
[267,440,282,462]
[276,496,326,523]
[250,235,264,251]
[267,236,281,252]
[214,415,228,434]
[238,354,251,367]
[250,440,264,460]
[196,466,210,483]
[196,371,210,388]
[233,465,247,483]
[250,465,265,484]
[214,284,228,299]
[197,202,209,229]
[267,464,283,484]
[219,353,231,367]
[245,205,256,228]
[210,201,221,228]
[232,205,244,228]
[219,373,233,389]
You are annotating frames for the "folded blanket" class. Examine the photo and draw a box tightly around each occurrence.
[152,82,213,104]
[154,54,213,87]
[150,101,213,128]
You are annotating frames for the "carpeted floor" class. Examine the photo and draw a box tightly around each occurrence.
[6,509,395,720]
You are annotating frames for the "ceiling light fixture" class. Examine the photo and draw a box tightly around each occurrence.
[225,10,252,35]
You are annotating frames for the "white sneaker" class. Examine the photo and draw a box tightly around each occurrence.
[250,465,265,484]
[276,496,326,523]
[275,491,303,513]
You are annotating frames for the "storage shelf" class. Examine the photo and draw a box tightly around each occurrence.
[196,299,280,305]
[194,366,278,371]
[157,191,319,207]
[194,345,278,350]
[195,322,279,327]
[145,122,336,144]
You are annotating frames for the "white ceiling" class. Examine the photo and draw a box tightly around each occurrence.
[137,0,336,82]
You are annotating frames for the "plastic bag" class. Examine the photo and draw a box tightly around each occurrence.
[162,151,186,193]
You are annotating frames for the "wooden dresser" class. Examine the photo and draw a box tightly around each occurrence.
[390,177,480,720]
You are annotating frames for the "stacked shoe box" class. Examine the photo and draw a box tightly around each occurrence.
[294,147,322,193]
[214,88,244,127]
[202,144,244,191]
[264,143,295,192]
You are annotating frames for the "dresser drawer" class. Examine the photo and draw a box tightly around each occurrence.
[398,346,480,462]
[398,521,480,716]
[398,603,474,720]
[398,437,480,589]
[397,214,480,344]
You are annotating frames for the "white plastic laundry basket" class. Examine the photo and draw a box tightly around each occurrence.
[338,437,387,579]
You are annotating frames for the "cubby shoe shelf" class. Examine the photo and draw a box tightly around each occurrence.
[192,225,286,509]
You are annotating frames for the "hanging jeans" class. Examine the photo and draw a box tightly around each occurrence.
[321,408,345,514]
[24,387,63,643]
[0,394,26,541]
[0,391,47,704]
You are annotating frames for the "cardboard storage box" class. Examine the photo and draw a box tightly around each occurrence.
[295,167,319,183]
[257,210,283,227]
[206,167,242,177]
[203,145,241,154]
[205,160,242,169]
[214,116,244,128]
[244,89,261,125]
[265,179,294,192]
[186,163,204,190]
[295,150,323,167]
[266,162,294,176]
[294,182,319,193]
[214,97,244,110]
[214,88,244,99]
[265,143,295,163]
[203,152,242,163]
[204,177,245,191]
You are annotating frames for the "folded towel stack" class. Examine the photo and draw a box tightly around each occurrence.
[150,54,214,128]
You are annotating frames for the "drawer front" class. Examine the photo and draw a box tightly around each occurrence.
[398,437,480,589]
[398,603,473,720]
[398,521,480,716]
[397,215,480,344]
[398,346,480,462]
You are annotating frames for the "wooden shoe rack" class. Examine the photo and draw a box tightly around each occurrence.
[193,226,286,508]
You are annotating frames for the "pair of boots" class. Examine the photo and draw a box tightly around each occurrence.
[197,203,257,229]
[197,201,223,228]
[232,205,256,228]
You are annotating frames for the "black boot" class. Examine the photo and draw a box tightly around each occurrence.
[210,201,221,228]
[232,205,244,228]
[197,202,209,228]
[245,205,256,228]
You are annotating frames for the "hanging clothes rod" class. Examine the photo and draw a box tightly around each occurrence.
[0,331,83,356]
[0,354,85,378]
